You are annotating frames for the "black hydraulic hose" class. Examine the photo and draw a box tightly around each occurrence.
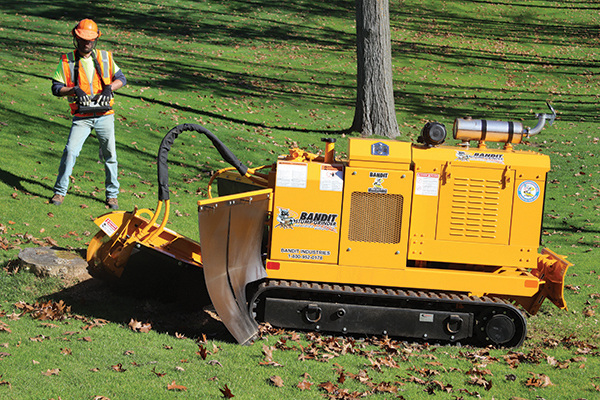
[157,123,249,201]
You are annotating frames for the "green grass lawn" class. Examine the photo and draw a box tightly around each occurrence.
[1,0,599,399]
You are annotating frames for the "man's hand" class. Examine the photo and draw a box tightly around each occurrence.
[73,86,91,106]
[97,86,113,107]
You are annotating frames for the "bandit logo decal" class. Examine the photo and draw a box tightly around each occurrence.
[274,208,338,233]
[455,151,505,164]
[368,171,388,194]
[275,208,297,229]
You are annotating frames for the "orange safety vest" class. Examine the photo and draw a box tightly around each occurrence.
[60,50,115,117]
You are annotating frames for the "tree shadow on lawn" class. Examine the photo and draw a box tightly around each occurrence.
[49,257,237,343]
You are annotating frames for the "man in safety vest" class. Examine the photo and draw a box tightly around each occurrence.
[50,19,127,209]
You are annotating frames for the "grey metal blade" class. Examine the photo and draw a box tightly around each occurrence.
[198,190,270,345]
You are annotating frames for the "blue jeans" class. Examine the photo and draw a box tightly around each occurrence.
[54,114,119,198]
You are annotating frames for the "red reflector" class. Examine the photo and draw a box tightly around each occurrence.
[266,261,280,270]
[525,280,538,288]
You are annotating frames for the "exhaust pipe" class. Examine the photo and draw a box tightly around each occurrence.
[453,102,557,144]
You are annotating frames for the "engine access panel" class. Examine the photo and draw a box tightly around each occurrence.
[338,138,413,269]
[409,145,550,269]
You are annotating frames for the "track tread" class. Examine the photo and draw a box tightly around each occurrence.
[252,279,527,347]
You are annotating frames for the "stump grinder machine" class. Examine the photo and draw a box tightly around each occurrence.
[87,104,571,347]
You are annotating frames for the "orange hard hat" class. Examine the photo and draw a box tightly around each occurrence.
[72,19,101,40]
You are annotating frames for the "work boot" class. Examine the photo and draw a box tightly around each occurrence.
[106,198,118,210]
[51,194,64,206]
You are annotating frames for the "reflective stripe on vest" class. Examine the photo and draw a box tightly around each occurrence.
[100,50,110,79]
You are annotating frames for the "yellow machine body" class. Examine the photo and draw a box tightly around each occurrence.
[87,121,569,347]
[261,138,568,313]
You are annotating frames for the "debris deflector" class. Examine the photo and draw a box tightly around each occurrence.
[198,189,272,344]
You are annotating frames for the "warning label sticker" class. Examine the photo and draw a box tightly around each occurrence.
[415,173,440,196]
[320,164,344,192]
[276,161,308,188]
[99,218,119,237]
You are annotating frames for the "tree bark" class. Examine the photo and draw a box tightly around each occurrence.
[351,0,400,138]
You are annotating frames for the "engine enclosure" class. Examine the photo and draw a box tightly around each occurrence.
[264,138,551,304]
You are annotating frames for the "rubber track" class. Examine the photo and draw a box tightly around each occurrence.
[251,279,527,347]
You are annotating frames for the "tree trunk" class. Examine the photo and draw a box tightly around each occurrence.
[351,0,400,138]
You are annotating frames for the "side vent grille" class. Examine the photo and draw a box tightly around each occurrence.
[348,192,403,244]
[449,177,501,239]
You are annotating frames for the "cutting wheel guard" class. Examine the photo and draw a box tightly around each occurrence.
[161,124,271,344]
[198,189,272,345]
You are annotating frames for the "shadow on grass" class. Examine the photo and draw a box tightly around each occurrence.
[4,0,599,130]
[51,274,237,343]
[0,165,119,207]
[47,246,237,342]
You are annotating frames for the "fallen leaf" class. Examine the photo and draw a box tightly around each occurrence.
[583,307,596,317]
[525,373,553,388]
[373,381,399,393]
[0,376,11,389]
[128,319,151,333]
[468,375,493,390]
[111,363,126,373]
[41,368,60,376]
[0,322,10,333]
[197,344,208,359]
[259,344,283,367]
[269,375,284,387]
[60,348,72,355]
[318,381,337,394]
[220,384,234,398]
[167,381,187,391]
[297,378,314,390]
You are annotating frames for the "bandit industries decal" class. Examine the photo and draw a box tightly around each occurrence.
[455,150,505,164]
[517,180,541,203]
[275,207,338,232]
[280,248,332,261]
[368,172,388,194]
